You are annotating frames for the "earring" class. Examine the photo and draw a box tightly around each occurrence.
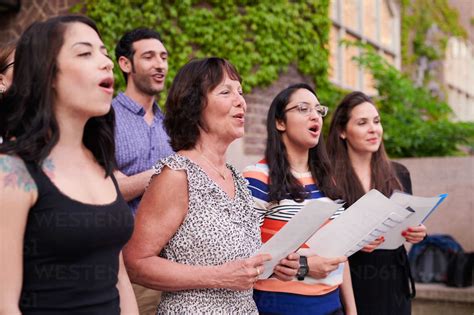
[340,135,346,140]
[0,86,6,94]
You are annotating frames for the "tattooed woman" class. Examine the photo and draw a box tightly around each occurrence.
[0,16,137,315]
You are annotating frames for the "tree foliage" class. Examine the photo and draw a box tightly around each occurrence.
[352,44,474,157]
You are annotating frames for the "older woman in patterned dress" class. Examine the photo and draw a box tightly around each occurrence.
[123,57,299,314]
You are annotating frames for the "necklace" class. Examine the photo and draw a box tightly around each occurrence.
[290,167,310,177]
[199,150,227,181]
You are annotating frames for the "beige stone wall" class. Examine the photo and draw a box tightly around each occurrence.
[0,0,81,44]
[413,283,474,315]
[397,156,474,252]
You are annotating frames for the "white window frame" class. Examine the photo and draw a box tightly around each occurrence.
[330,0,401,93]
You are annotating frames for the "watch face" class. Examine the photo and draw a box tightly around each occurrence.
[298,266,309,275]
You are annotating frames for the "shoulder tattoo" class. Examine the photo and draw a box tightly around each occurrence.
[0,156,37,192]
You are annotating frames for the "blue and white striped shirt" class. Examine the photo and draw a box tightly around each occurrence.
[112,93,174,214]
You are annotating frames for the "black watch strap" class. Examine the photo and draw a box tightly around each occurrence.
[297,255,309,281]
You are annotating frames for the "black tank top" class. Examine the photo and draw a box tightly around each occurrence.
[19,162,134,315]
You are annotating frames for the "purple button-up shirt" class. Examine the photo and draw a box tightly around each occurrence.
[112,93,174,214]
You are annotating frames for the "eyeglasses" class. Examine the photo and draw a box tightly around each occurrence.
[0,61,14,74]
[284,103,328,117]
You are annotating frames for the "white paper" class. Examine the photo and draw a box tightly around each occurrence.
[377,192,447,249]
[301,190,413,258]
[255,198,341,279]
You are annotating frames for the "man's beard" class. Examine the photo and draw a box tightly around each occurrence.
[131,65,164,96]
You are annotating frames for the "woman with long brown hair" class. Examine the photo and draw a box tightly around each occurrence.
[244,83,356,315]
[0,15,137,314]
[326,91,427,315]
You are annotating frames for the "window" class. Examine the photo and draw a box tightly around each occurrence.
[363,0,377,42]
[344,33,359,89]
[329,0,401,94]
[380,0,395,49]
[342,0,359,32]
[329,26,339,81]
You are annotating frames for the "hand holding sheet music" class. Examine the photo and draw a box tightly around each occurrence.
[377,192,447,249]
[254,198,341,279]
[300,190,413,258]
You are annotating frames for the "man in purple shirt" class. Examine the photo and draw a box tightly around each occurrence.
[113,28,173,314]
[113,28,173,215]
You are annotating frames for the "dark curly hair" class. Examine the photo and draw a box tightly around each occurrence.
[164,57,241,151]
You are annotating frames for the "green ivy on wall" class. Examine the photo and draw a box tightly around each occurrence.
[74,0,334,101]
[400,0,467,79]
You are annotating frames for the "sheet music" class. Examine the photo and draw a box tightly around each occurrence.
[300,190,413,258]
[255,198,341,279]
[377,192,447,249]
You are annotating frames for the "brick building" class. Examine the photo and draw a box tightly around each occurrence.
[0,0,81,42]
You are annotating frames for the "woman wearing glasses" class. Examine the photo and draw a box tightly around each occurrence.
[0,41,15,98]
[243,83,356,315]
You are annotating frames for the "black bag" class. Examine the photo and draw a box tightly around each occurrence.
[408,234,463,284]
[446,251,474,287]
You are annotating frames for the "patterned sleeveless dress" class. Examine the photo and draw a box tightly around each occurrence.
[153,154,261,314]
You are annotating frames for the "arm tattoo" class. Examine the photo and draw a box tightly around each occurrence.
[0,156,37,192]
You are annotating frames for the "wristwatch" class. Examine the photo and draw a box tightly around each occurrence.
[297,255,309,281]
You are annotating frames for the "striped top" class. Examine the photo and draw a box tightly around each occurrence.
[243,160,344,296]
[112,93,174,214]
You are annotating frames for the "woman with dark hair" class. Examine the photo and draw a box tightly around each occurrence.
[326,91,427,315]
[0,15,137,315]
[0,41,15,144]
[0,40,15,97]
[243,83,356,315]
[123,57,299,314]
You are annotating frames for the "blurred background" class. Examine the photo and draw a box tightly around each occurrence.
[1,1,473,313]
